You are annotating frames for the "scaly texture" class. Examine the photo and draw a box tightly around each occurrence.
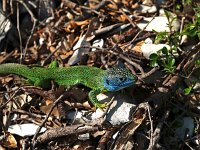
[0,63,137,109]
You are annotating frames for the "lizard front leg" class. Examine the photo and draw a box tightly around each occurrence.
[33,79,52,89]
[88,90,107,110]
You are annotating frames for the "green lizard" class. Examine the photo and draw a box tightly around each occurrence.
[0,63,137,109]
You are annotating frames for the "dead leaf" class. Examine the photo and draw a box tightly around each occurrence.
[0,133,17,148]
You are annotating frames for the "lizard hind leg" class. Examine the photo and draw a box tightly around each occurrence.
[48,60,59,68]
[33,79,52,89]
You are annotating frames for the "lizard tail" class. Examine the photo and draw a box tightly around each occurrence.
[0,63,32,78]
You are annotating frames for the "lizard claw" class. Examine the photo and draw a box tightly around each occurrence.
[95,102,107,110]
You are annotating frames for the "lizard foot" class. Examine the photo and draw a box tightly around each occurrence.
[95,102,107,110]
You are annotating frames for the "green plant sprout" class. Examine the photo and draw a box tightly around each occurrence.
[150,7,200,73]
[184,86,193,95]
[150,47,176,73]
[195,59,200,68]
[182,8,200,40]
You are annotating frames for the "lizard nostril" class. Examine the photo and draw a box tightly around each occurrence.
[106,79,110,85]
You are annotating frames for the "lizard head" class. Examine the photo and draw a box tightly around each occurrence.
[103,68,137,91]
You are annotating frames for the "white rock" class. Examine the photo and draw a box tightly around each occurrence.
[137,16,180,32]
[8,123,46,137]
[175,117,194,140]
[105,99,135,125]
[91,39,104,51]
[78,133,90,140]
[0,12,12,41]
[68,35,91,65]
[141,43,170,59]
[135,4,157,14]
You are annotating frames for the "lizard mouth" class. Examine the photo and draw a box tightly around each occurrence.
[116,80,134,90]
[104,80,134,91]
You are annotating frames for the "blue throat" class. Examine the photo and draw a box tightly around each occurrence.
[103,79,134,91]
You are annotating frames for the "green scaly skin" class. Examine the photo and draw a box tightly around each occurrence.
[0,63,136,109]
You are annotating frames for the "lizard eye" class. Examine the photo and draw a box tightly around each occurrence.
[119,77,126,82]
